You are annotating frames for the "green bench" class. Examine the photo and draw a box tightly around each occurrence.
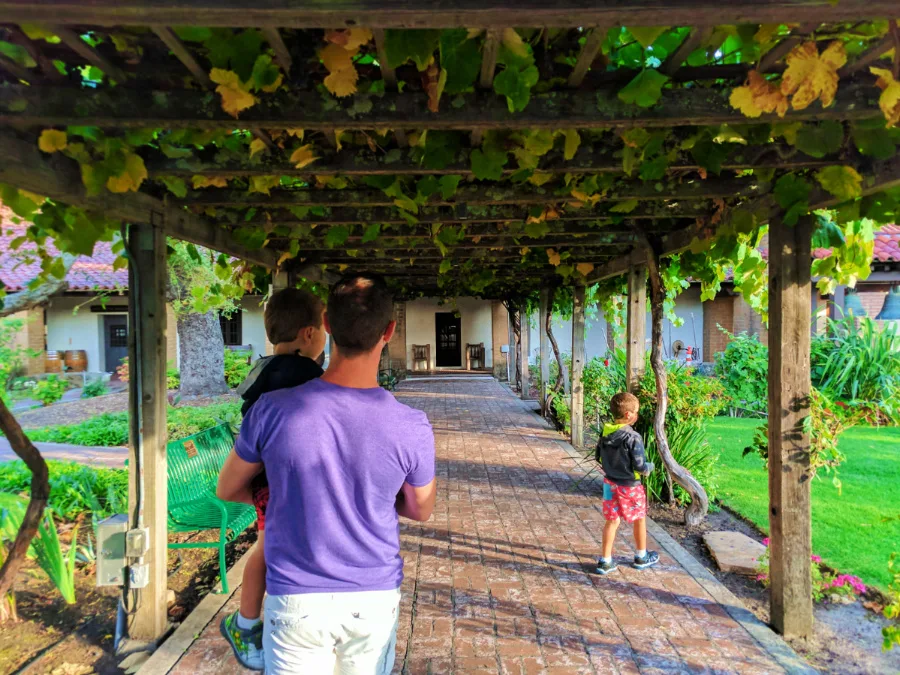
[166,424,256,594]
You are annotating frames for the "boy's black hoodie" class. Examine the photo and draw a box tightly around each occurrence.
[595,423,653,487]
[236,353,323,416]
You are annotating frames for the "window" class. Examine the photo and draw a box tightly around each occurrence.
[109,324,128,347]
[219,311,243,346]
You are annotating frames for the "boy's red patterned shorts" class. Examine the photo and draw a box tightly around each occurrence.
[251,473,269,531]
[601,479,647,523]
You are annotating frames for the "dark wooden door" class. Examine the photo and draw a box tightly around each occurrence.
[435,312,461,367]
[103,315,129,373]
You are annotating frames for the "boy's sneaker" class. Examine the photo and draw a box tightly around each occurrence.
[633,551,660,569]
[220,610,265,671]
[595,558,618,575]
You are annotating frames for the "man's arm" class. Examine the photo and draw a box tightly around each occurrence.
[395,478,437,522]
[216,449,263,504]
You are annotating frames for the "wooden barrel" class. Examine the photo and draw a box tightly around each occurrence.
[44,351,63,373]
[64,349,88,372]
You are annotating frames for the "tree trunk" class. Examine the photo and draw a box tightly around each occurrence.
[0,254,76,318]
[544,287,570,395]
[0,398,50,623]
[177,311,229,397]
[643,240,708,527]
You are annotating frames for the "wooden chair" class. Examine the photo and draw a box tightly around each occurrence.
[412,344,430,371]
[466,343,485,370]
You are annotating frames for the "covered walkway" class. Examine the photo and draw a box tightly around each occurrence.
[158,378,801,674]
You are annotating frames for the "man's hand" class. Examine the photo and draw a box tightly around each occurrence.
[395,479,437,522]
[216,449,262,505]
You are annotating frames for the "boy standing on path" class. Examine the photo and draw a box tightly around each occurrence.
[595,392,660,575]
[217,288,327,670]
[218,274,437,675]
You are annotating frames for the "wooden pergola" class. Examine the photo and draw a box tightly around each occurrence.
[2,0,899,646]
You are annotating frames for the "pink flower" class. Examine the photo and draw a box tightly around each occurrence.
[811,555,822,563]
[762,538,770,547]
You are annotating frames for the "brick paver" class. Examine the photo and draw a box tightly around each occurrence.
[169,377,784,674]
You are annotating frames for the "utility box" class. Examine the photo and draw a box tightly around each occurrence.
[96,514,129,587]
[500,344,509,353]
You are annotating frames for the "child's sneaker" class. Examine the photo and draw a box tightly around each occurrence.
[220,610,265,671]
[595,558,618,575]
[633,551,660,569]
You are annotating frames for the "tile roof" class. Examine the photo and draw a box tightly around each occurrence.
[873,224,900,263]
[0,205,129,293]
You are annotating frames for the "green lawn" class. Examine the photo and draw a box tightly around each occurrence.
[708,417,900,591]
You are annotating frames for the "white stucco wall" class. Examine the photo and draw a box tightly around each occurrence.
[45,295,127,373]
[240,296,269,359]
[526,285,705,365]
[405,297,494,369]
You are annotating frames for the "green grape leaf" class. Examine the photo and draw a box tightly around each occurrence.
[383,29,441,71]
[325,225,351,248]
[793,121,843,158]
[774,173,811,209]
[232,226,268,249]
[690,138,732,175]
[470,148,507,180]
[439,174,462,199]
[627,26,669,48]
[160,176,187,198]
[174,27,213,43]
[524,220,550,238]
[205,28,264,81]
[439,29,481,94]
[250,54,281,91]
[815,166,863,202]
[563,129,581,160]
[812,217,846,249]
[416,175,440,199]
[421,130,462,170]
[617,69,669,108]
[493,65,539,113]
[638,154,669,181]
[362,223,381,243]
[439,258,453,275]
[609,199,639,213]
[850,124,897,160]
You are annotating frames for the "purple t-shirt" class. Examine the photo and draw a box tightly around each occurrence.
[234,378,435,596]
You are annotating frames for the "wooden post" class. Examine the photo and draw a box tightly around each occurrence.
[768,215,814,639]
[520,309,531,400]
[571,285,586,448]
[626,265,647,393]
[125,221,168,641]
[539,287,551,416]
[507,305,518,390]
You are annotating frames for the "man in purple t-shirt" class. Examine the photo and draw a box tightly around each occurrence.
[217,274,436,674]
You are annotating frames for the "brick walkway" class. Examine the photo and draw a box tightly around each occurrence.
[165,378,788,674]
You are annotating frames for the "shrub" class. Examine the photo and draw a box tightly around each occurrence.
[756,540,866,606]
[0,460,127,520]
[713,330,768,414]
[884,553,900,651]
[115,356,129,382]
[81,379,109,399]
[32,375,67,406]
[224,349,252,388]
[167,363,180,389]
[644,419,719,503]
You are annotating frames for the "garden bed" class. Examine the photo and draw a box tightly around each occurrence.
[650,502,900,675]
[0,525,256,674]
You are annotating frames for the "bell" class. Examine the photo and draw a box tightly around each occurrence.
[843,288,867,317]
[876,286,900,321]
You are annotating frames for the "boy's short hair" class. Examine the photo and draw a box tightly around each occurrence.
[610,392,640,420]
[327,274,393,356]
[264,288,324,344]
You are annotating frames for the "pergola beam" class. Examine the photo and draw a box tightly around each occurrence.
[46,24,129,83]
[183,176,762,207]
[146,148,833,178]
[567,26,607,88]
[0,1,896,28]
[0,131,280,269]
[0,82,881,130]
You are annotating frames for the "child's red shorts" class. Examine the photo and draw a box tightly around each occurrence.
[250,473,269,531]
[601,479,647,523]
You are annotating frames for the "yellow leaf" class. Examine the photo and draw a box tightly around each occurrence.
[320,43,354,73]
[193,176,229,189]
[285,128,305,139]
[344,28,373,52]
[753,24,782,47]
[780,41,846,110]
[472,235,482,243]
[338,264,348,271]
[249,175,279,195]
[546,248,561,266]
[501,28,529,59]
[870,67,900,128]
[249,138,268,158]
[528,172,554,187]
[261,73,283,93]
[576,262,594,277]
[730,70,788,118]
[334,129,345,151]
[563,129,580,160]
[106,153,148,193]
[290,144,319,169]
[571,189,600,206]
[324,67,359,97]
[277,250,293,267]
[38,129,67,153]
[520,247,531,255]
[210,68,259,118]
